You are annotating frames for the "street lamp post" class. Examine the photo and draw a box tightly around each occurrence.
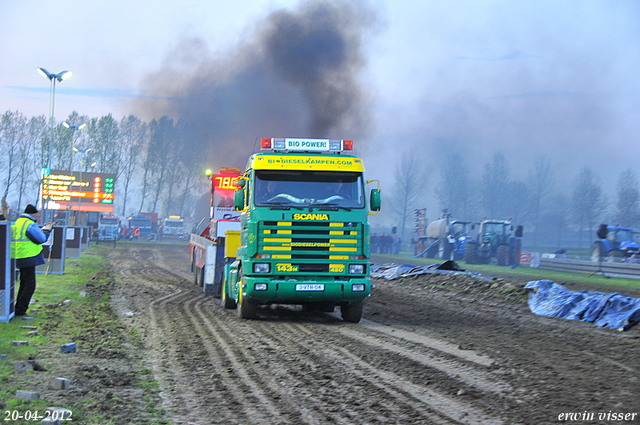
[62,121,87,171]
[38,67,73,224]
[74,147,93,218]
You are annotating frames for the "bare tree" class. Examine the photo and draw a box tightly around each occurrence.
[528,156,554,246]
[1,111,27,200]
[480,152,511,218]
[118,115,147,216]
[541,192,569,249]
[435,152,477,220]
[389,153,428,242]
[615,169,640,227]
[148,116,175,213]
[571,167,608,247]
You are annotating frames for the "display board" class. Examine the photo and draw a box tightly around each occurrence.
[42,169,115,213]
[0,223,15,322]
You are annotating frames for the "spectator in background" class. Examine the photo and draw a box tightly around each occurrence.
[12,204,52,318]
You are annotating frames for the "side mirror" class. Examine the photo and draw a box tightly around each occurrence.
[234,189,245,211]
[235,179,246,188]
[515,225,523,238]
[370,189,381,212]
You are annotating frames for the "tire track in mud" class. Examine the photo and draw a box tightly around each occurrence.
[265,321,504,425]
[109,245,507,424]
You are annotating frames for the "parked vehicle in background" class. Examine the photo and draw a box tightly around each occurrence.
[159,216,188,239]
[591,225,640,261]
[464,218,523,266]
[98,215,120,240]
[128,214,154,240]
[418,213,473,261]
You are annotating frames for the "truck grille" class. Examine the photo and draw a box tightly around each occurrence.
[259,220,362,260]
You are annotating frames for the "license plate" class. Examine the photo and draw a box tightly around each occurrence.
[295,284,325,291]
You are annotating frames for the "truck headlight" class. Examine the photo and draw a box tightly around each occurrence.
[253,263,270,273]
[352,284,366,292]
[254,283,268,291]
[349,264,365,274]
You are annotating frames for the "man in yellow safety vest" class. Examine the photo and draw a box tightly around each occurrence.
[11,204,52,318]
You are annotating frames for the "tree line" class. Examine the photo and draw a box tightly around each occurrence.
[389,151,640,249]
[0,110,210,218]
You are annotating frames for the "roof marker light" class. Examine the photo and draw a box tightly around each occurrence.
[261,138,272,149]
[343,140,353,151]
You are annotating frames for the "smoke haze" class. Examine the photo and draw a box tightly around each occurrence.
[134,0,378,171]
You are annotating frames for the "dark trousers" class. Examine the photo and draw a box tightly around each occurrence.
[15,266,36,316]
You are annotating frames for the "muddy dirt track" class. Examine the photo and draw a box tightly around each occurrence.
[106,243,640,425]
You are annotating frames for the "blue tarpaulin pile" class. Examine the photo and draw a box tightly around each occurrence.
[370,262,491,281]
[525,280,640,331]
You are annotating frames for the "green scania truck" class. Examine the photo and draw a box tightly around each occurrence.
[221,138,381,322]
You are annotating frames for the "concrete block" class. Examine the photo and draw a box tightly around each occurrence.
[11,340,29,347]
[16,390,40,400]
[79,291,88,297]
[21,325,38,330]
[51,377,71,390]
[63,300,72,306]
[0,354,7,361]
[22,315,35,321]
[14,360,36,371]
[27,331,39,337]
[60,343,76,353]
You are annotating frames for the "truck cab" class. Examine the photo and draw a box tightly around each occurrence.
[222,138,381,322]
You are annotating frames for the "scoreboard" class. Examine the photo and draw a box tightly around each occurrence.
[42,169,115,213]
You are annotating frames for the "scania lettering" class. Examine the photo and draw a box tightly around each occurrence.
[221,138,381,323]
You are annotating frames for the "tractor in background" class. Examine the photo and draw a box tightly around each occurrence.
[464,218,523,266]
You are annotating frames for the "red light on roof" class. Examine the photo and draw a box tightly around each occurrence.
[343,140,353,150]
[261,138,272,149]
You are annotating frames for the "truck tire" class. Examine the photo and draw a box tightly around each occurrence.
[237,267,258,319]
[464,242,477,264]
[221,274,237,309]
[497,245,509,266]
[341,301,364,323]
[237,289,258,319]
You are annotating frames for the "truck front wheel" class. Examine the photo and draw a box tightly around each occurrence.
[341,301,364,323]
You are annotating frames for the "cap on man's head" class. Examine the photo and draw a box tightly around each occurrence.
[24,204,38,214]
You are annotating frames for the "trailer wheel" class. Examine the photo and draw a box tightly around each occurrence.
[497,245,509,266]
[221,273,237,309]
[341,301,364,323]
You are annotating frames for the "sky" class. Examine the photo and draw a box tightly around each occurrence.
[1,0,640,224]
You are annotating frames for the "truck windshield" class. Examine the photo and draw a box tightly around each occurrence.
[100,218,118,225]
[165,222,183,228]
[254,170,365,209]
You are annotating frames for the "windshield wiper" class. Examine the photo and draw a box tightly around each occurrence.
[308,202,351,211]
[261,201,304,210]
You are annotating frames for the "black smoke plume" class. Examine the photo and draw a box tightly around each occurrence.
[134,0,378,170]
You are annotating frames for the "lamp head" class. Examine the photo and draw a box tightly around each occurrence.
[37,67,52,79]
[56,70,73,82]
